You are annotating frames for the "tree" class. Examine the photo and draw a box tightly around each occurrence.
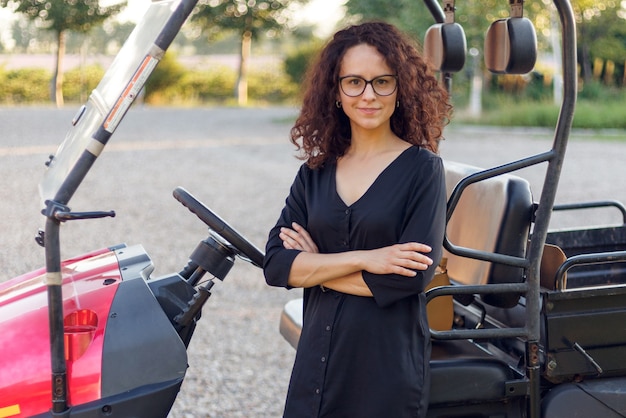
[11,18,56,52]
[191,0,307,105]
[571,0,626,84]
[345,0,433,40]
[0,0,125,107]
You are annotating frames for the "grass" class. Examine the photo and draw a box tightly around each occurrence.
[457,94,626,132]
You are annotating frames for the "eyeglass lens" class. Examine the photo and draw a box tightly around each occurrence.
[339,75,397,97]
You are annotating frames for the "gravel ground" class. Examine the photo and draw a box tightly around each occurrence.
[1,106,624,417]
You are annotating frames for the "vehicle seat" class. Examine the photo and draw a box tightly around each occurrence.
[425,162,533,414]
[442,161,534,307]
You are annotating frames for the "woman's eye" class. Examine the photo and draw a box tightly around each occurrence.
[349,78,363,86]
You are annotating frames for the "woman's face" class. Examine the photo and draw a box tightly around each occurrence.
[337,43,398,136]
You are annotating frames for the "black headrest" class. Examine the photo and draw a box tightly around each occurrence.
[484,17,537,74]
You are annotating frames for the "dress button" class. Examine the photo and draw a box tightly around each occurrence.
[345,209,350,215]
[321,356,326,362]
[326,325,331,331]
[315,388,320,394]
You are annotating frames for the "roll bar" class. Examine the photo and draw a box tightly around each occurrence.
[422,0,577,416]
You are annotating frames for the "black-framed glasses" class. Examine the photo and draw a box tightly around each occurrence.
[338,75,398,97]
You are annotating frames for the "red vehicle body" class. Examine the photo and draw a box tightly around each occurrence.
[1,235,243,418]
[0,248,118,416]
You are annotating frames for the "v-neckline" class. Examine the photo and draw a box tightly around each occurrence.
[332,146,415,208]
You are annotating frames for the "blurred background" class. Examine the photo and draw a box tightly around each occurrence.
[0,0,624,129]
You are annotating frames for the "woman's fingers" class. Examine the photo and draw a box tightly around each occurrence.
[280,228,300,249]
[387,256,431,277]
[361,242,434,276]
[295,224,319,253]
[397,242,433,255]
[398,243,433,270]
[280,222,319,253]
[388,243,432,269]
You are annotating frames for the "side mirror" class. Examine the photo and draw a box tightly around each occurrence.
[484,17,537,74]
[424,22,467,73]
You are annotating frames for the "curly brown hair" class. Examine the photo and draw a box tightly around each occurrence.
[290,21,452,169]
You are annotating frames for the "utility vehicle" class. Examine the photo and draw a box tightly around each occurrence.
[0,0,624,417]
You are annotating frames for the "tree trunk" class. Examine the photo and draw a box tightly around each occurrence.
[577,23,592,84]
[236,30,252,106]
[52,30,66,107]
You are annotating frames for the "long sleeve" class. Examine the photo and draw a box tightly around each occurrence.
[362,154,447,307]
[263,164,309,288]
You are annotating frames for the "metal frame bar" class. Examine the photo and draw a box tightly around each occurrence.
[555,250,626,290]
[553,200,626,224]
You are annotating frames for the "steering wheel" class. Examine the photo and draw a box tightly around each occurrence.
[173,187,264,268]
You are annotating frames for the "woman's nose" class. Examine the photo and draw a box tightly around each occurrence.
[361,82,377,99]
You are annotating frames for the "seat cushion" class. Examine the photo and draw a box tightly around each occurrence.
[430,340,522,405]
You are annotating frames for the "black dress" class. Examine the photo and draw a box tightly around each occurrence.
[264,146,447,418]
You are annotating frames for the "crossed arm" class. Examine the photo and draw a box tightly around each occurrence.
[280,222,433,297]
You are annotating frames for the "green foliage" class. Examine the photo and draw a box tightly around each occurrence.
[3,0,126,105]
[141,52,297,105]
[1,53,623,128]
[578,80,606,101]
[0,64,104,103]
[1,0,125,34]
[143,52,187,104]
[178,66,237,103]
[190,0,306,105]
[569,0,626,83]
[62,64,105,102]
[283,40,322,84]
[192,0,299,40]
[344,0,434,40]
[459,84,626,130]
[467,100,560,127]
[523,73,553,102]
[573,96,626,130]
[145,65,238,105]
[481,73,553,109]
[247,68,298,103]
[0,67,50,103]
[0,52,298,106]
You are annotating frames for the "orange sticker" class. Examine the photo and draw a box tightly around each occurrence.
[0,404,20,418]
[104,55,159,133]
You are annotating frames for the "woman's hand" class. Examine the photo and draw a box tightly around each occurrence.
[359,242,433,277]
[280,222,319,253]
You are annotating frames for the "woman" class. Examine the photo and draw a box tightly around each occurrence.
[264,21,451,418]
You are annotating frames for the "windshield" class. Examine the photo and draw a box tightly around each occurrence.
[39,0,181,206]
